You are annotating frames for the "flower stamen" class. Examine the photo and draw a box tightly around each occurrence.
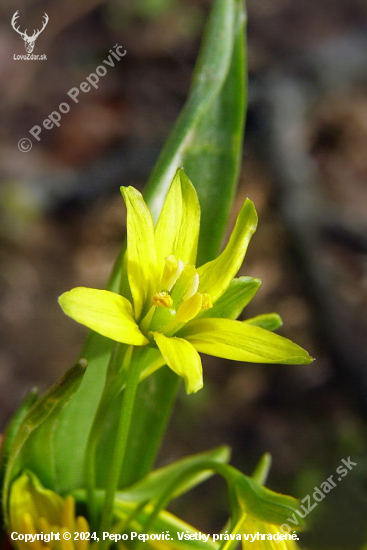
[152,292,173,308]
[201,293,213,310]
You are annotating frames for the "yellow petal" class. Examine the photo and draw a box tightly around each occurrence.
[59,287,148,346]
[197,199,258,302]
[121,186,158,320]
[61,495,75,532]
[152,332,203,393]
[155,168,200,270]
[180,318,314,365]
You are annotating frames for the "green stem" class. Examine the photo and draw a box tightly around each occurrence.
[85,344,133,528]
[85,343,126,528]
[99,346,144,543]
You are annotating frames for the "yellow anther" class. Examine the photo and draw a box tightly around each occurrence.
[201,293,213,310]
[160,255,184,291]
[176,293,203,324]
[152,291,173,308]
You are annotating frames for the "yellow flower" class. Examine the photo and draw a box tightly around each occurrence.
[241,515,300,549]
[8,471,218,550]
[59,169,313,394]
[8,471,91,550]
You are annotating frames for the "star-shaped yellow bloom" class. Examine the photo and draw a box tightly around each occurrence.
[59,169,313,394]
[9,472,91,550]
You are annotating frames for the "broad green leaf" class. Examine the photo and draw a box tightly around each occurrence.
[95,368,180,489]
[180,318,314,365]
[2,364,85,526]
[199,277,261,320]
[5,0,247,496]
[143,0,240,251]
[244,313,283,332]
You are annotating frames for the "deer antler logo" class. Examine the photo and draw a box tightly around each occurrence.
[11,11,49,53]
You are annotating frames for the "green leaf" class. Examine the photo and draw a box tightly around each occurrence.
[4,0,247,496]
[143,0,245,264]
[244,313,283,332]
[117,446,230,503]
[2,363,85,526]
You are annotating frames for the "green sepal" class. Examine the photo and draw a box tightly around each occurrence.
[199,277,261,320]
[251,453,272,486]
[244,313,283,332]
[232,470,306,529]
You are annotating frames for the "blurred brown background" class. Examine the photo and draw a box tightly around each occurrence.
[1,0,367,547]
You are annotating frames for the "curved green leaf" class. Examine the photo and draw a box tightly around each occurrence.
[117,446,230,503]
